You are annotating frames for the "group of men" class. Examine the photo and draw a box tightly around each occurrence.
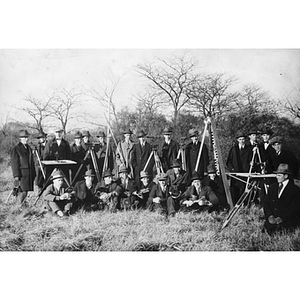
[10,125,300,235]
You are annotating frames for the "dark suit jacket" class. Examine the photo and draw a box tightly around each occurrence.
[258,143,276,174]
[271,149,299,178]
[94,142,114,175]
[263,180,300,227]
[11,142,36,191]
[181,185,219,206]
[158,139,179,171]
[131,142,153,179]
[73,180,97,203]
[185,141,209,178]
[43,138,71,160]
[226,144,252,173]
[166,168,188,193]
[148,183,170,203]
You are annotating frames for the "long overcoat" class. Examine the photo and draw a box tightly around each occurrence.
[157,139,179,172]
[11,142,36,191]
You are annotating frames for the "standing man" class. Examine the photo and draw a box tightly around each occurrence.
[185,128,209,181]
[157,126,179,172]
[226,131,252,204]
[263,163,300,235]
[34,132,47,194]
[269,136,299,179]
[43,127,72,179]
[11,129,36,206]
[131,130,153,184]
[116,129,134,174]
[70,131,85,183]
[94,131,114,178]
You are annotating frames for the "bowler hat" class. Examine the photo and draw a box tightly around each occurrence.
[162,126,173,135]
[207,165,216,174]
[82,130,91,137]
[84,169,95,177]
[51,170,65,180]
[103,170,114,178]
[261,127,273,136]
[123,129,133,135]
[269,136,283,145]
[140,171,150,179]
[97,131,106,138]
[119,165,130,174]
[170,159,181,168]
[74,131,82,139]
[189,129,199,138]
[273,163,292,175]
[19,129,30,138]
[156,172,168,181]
[236,131,246,139]
[136,130,147,138]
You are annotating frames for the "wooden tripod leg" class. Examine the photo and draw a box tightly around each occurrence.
[90,149,101,182]
[143,151,154,172]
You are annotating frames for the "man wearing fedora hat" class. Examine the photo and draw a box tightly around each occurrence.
[11,129,36,205]
[118,165,138,210]
[148,172,176,217]
[269,136,299,178]
[185,128,209,182]
[43,169,75,217]
[116,129,134,175]
[157,126,179,172]
[135,171,156,208]
[81,130,92,152]
[73,169,99,211]
[94,131,114,178]
[70,131,86,184]
[131,129,153,184]
[226,131,252,204]
[263,163,300,234]
[34,131,47,194]
[95,170,122,212]
[180,171,219,212]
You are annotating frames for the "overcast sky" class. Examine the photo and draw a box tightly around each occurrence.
[0,49,299,130]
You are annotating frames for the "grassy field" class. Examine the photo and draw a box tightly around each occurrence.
[1,158,300,251]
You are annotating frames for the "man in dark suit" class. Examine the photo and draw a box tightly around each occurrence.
[185,128,209,181]
[43,128,72,179]
[136,171,156,209]
[148,172,176,217]
[157,126,179,172]
[70,131,85,184]
[131,130,153,184]
[263,163,300,234]
[34,131,47,194]
[11,129,36,206]
[116,129,134,175]
[226,131,252,204]
[269,136,299,179]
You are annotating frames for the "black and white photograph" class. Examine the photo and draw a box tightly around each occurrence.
[0,1,299,299]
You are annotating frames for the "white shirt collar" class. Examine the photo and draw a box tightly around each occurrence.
[278,179,289,198]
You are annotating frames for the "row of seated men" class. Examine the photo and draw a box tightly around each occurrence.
[43,159,228,218]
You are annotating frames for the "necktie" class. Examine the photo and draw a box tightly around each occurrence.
[278,183,283,196]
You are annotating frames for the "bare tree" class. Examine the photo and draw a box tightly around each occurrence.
[16,93,55,134]
[283,84,300,120]
[136,54,199,128]
[133,89,162,115]
[48,88,81,134]
[186,73,239,122]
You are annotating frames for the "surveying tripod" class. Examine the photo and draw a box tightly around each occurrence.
[143,145,164,175]
[221,145,267,231]
[176,137,187,171]
[71,145,101,185]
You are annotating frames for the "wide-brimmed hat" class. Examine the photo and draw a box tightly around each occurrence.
[82,130,91,137]
[269,136,283,145]
[84,169,95,177]
[140,171,150,179]
[136,130,147,138]
[273,163,292,175]
[261,127,273,136]
[207,165,216,174]
[156,172,168,181]
[123,129,133,135]
[170,159,181,168]
[51,170,64,180]
[236,131,246,139]
[119,165,130,174]
[162,126,173,135]
[248,128,260,135]
[74,131,82,139]
[103,169,114,178]
[97,131,106,138]
[189,129,199,138]
[190,171,201,182]
[19,129,30,138]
